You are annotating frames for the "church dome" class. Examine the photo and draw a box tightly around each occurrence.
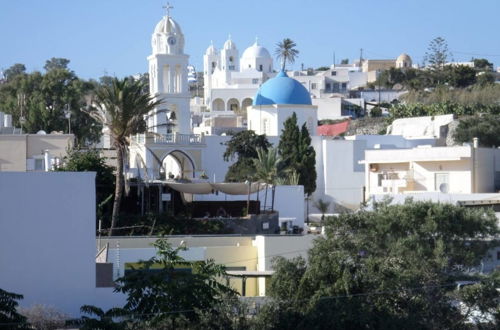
[205,43,217,55]
[397,53,412,62]
[223,38,237,50]
[154,16,183,35]
[253,71,312,106]
[242,41,271,59]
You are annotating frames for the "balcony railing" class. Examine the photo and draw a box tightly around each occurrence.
[132,133,205,145]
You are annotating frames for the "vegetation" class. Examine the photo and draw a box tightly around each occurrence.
[76,238,236,329]
[87,77,160,236]
[454,114,500,147]
[313,198,330,222]
[254,147,281,211]
[19,304,68,330]
[257,200,500,329]
[275,38,299,71]
[0,59,102,146]
[223,130,271,182]
[0,288,29,329]
[278,113,317,196]
[57,149,115,227]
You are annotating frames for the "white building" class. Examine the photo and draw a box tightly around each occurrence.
[203,38,275,114]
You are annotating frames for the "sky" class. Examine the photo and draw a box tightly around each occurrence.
[1,0,500,79]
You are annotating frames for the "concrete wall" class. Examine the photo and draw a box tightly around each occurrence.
[0,172,125,316]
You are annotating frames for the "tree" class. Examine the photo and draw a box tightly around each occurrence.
[341,58,349,65]
[0,288,29,329]
[43,58,70,72]
[114,238,236,328]
[57,149,115,228]
[275,38,299,71]
[298,123,316,196]
[424,37,451,70]
[2,63,26,81]
[445,65,476,88]
[313,198,330,222]
[278,113,316,196]
[473,58,493,71]
[0,60,101,146]
[257,200,499,329]
[74,305,127,330]
[254,147,281,211]
[86,77,160,236]
[454,114,500,147]
[223,130,271,182]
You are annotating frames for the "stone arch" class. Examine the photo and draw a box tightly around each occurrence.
[212,98,225,111]
[241,98,253,111]
[227,98,239,112]
[160,150,196,179]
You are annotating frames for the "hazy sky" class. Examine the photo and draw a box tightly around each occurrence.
[2,0,500,79]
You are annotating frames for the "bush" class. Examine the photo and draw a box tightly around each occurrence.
[19,304,68,330]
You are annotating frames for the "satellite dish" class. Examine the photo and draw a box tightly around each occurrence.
[36,130,47,135]
[439,183,449,193]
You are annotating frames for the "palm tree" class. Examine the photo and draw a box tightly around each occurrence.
[314,198,331,223]
[254,147,281,212]
[86,78,160,236]
[275,38,299,71]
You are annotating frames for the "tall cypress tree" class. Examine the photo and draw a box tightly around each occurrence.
[298,123,317,196]
[278,112,317,196]
[278,112,300,173]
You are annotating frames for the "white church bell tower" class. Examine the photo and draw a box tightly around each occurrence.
[147,4,191,135]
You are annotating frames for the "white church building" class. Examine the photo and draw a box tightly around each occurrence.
[130,11,451,223]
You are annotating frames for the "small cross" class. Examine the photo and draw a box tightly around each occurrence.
[163,2,173,17]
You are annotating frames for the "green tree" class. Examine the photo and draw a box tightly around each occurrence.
[473,58,493,71]
[57,149,115,228]
[0,61,101,146]
[313,198,330,222]
[254,147,281,211]
[223,130,271,182]
[445,65,477,88]
[278,113,316,196]
[340,58,349,65]
[275,38,299,71]
[258,200,499,329]
[424,37,451,69]
[43,57,70,72]
[87,77,160,236]
[114,238,236,328]
[454,114,500,147]
[2,63,26,81]
[74,305,127,330]
[0,288,29,329]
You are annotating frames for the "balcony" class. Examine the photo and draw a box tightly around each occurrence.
[132,133,205,145]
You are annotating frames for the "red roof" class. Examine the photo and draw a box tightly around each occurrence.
[317,121,350,136]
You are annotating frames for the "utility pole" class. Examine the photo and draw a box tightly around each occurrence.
[359,48,363,67]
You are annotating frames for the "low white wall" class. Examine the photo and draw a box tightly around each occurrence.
[0,172,125,316]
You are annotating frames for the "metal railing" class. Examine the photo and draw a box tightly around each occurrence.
[132,133,205,145]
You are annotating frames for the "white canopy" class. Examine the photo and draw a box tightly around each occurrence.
[165,182,267,195]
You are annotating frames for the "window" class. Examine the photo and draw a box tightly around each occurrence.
[497,251,500,260]
[331,71,337,76]
[229,56,234,62]
[377,174,384,187]
[326,83,331,91]
[259,64,263,71]
[435,173,449,192]
[311,83,317,90]
[252,78,259,84]
[341,83,347,90]
[228,65,235,70]
[35,159,44,171]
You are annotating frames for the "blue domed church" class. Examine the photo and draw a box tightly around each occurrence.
[248,71,318,136]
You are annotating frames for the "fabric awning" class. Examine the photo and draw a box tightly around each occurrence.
[165,182,267,195]
[165,182,213,194]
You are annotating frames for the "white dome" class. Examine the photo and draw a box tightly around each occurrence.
[242,41,271,59]
[397,53,412,62]
[205,44,217,56]
[154,16,183,35]
[223,38,237,50]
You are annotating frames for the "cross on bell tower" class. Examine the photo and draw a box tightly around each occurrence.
[163,2,173,17]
